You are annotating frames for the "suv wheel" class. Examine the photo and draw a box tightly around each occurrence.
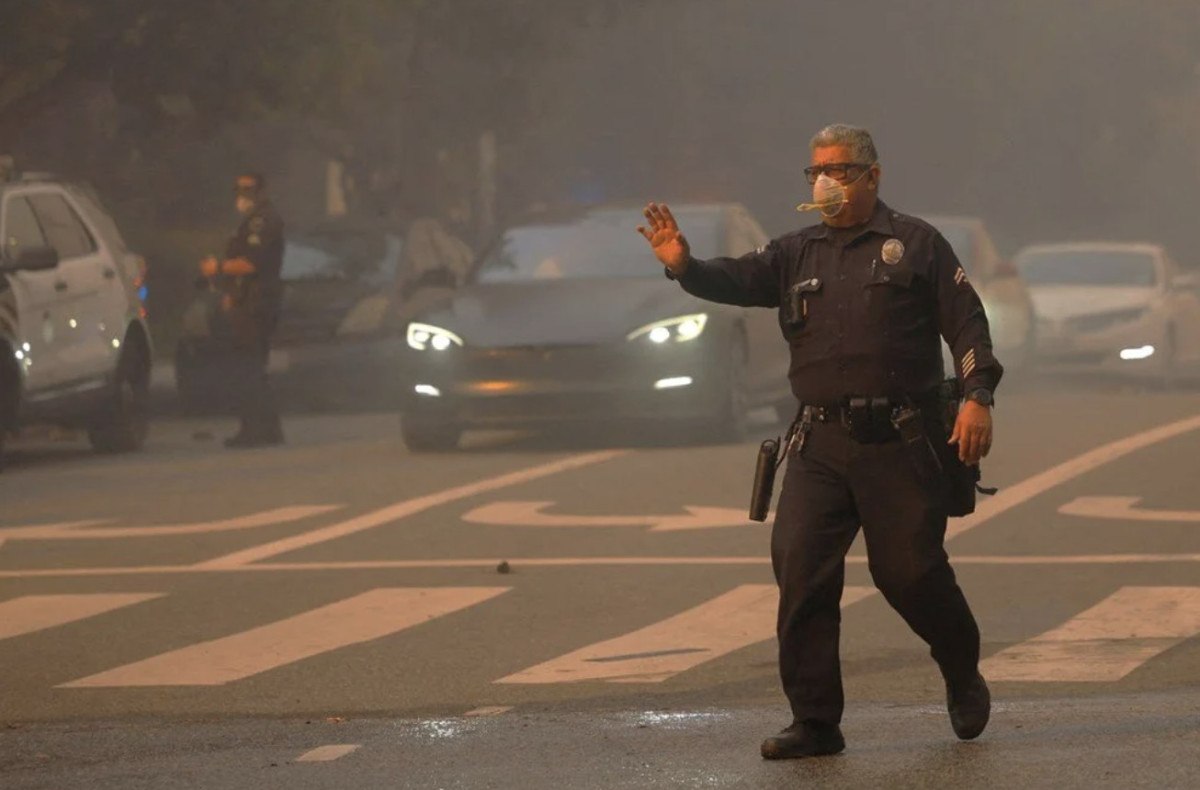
[89,343,150,453]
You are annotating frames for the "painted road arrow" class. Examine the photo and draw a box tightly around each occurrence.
[0,506,342,549]
[1059,496,1200,523]
[461,501,770,532]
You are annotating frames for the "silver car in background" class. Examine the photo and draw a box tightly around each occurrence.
[1015,242,1200,382]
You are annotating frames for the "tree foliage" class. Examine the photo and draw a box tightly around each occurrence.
[0,0,412,124]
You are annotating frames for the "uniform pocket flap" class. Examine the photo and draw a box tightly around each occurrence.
[867,265,914,289]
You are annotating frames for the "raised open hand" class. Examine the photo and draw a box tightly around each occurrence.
[637,202,691,275]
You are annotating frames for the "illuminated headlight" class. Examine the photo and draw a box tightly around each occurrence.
[407,322,463,351]
[654,376,693,390]
[1119,345,1155,361]
[627,313,709,344]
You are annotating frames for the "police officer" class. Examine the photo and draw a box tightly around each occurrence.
[201,172,285,448]
[638,124,1000,759]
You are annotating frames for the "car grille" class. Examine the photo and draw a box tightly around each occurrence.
[1067,308,1146,334]
[458,345,629,379]
[1042,350,1110,365]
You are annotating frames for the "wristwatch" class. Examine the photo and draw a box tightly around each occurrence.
[966,388,994,407]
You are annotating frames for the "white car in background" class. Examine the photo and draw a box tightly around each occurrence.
[1014,242,1200,382]
[927,216,1036,372]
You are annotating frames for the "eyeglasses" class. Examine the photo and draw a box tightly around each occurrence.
[803,162,873,185]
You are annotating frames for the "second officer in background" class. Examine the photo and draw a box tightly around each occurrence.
[201,172,285,448]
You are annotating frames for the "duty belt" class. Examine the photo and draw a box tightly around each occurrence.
[798,394,937,445]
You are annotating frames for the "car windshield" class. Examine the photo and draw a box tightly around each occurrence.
[1016,249,1157,286]
[281,230,402,285]
[473,208,721,283]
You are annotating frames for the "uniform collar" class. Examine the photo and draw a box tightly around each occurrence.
[810,199,894,242]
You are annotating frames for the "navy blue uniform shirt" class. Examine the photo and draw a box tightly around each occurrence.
[673,200,1003,404]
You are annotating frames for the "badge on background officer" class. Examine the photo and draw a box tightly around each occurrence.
[200,172,285,448]
[638,124,1000,760]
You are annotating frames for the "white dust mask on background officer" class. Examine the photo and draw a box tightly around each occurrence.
[234,175,261,216]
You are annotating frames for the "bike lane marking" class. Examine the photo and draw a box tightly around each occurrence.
[194,450,626,569]
[1,413,1199,579]
[946,413,1200,540]
[0,507,342,544]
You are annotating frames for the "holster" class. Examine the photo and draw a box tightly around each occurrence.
[892,405,944,489]
[749,438,780,522]
[884,379,994,517]
[930,379,994,517]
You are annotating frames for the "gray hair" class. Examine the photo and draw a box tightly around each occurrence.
[809,124,879,164]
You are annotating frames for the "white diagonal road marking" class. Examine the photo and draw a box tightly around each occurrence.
[0,593,163,641]
[60,587,509,687]
[0,521,110,551]
[1060,496,1200,523]
[497,585,874,684]
[0,507,341,542]
[196,451,624,569]
[296,744,360,762]
[982,586,1200,682]
[463,501,769,532]
[947,413,1200,539]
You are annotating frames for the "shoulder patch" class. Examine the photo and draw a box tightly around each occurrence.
[954,266,968,286]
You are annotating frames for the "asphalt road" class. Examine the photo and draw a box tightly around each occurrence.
[2,379,1200,789]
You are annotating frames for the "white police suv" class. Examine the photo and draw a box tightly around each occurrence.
[0,164,152,463]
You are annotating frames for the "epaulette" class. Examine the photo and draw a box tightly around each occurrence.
[888,211,939,236]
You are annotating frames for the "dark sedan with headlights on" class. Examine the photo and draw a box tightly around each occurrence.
[398,204,793,450]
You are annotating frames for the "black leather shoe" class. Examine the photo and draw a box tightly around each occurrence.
[760,720,845,760]
[946,672,991,740]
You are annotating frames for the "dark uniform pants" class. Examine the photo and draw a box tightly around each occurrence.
[771,421,980,725]
[229,316,282,440]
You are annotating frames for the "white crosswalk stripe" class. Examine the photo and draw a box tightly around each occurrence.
[59,587,509,687]
[496,585,875,684]
[0,593,163,641]
[982,586,1200,682]
[5,583,1199,694]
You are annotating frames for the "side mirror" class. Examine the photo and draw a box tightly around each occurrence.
[7,246,59,272]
